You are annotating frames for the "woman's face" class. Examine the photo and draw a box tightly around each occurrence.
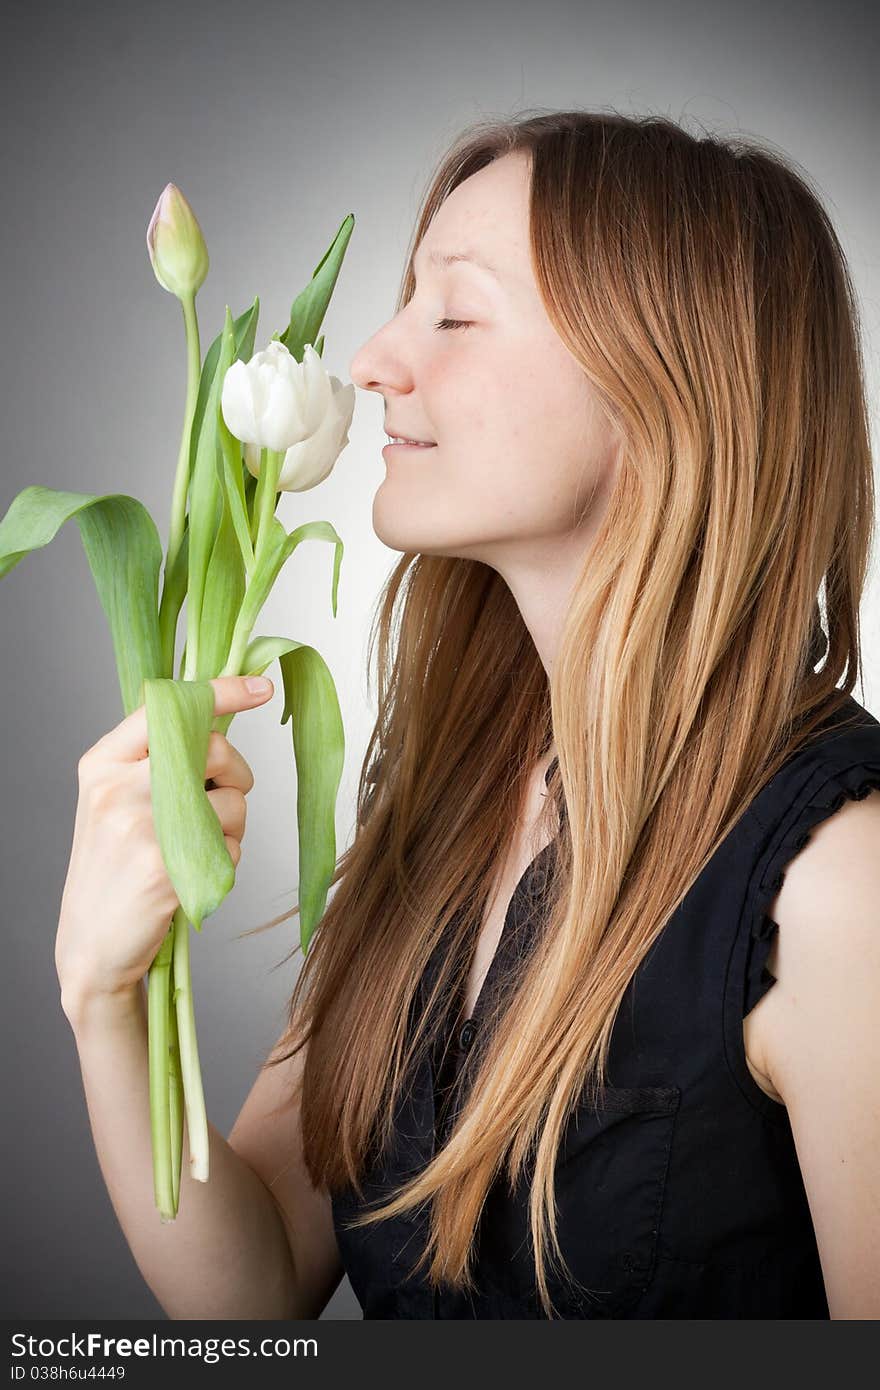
[349,149,622,571]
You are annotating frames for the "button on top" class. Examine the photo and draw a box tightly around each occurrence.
[458,1019,477,1051]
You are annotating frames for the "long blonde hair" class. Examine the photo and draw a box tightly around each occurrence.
[253,110,874,1317]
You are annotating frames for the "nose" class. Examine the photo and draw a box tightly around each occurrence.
[349,335,381,392]
[349,302,411,391]
[349,307,418,418]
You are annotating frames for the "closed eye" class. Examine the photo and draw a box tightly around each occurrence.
[434,318,472,331]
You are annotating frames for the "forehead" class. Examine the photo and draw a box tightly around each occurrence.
[412,244,501,278]
[413,154,533,289]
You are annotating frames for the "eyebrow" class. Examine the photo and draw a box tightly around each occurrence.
[412,245,501,281]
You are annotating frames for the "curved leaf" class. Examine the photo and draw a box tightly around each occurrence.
[234,518,344,649]
[279,213,354,364]
[0,485,164,712]
[278,642,345,956]
[225,635,344,956]
[281,520,343,619]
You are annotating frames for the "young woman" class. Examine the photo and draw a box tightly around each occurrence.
[57,111,880,1320]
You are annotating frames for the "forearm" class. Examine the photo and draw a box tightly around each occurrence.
[63,981,296,1320]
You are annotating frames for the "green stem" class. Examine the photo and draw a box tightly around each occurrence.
[158,573,184,679]
[172,905,210,1182]
[152,441,283,1209]
[217,449,285,680]
[219,566,271,679]
[249,448,267,549]
[147,927,175,1221]
[165,292,201,580]
[183,600,199,682]
[254,448,283,558]
[168,973,184,1213]
[158,291,201,676]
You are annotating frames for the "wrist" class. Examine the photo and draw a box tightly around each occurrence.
[61,977,147,1034]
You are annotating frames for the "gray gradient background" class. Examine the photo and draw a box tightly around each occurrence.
[1,0,877,1320]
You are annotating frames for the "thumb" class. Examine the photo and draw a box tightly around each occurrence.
[96,675,274,763]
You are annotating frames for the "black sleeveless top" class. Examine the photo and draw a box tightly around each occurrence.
[331,691,880,1318]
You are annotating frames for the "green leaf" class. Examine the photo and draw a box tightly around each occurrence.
[196,487,245,678]
[234,518,344,647]
[185,311,238,675]
[216,309,255,573]
[222,636,344,955]
[159,516,189,677]
[189,298,260,494]
[0,485,165,712]
[279,214,354,363]
[279,643,345,955]
[282,519,343,619]
[143,677,236,932]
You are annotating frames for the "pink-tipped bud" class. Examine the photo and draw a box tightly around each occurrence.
[146,182,209,299]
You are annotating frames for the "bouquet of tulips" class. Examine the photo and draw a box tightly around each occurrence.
[0,184,356,1221]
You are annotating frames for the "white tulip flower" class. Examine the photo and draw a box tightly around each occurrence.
[221,341,355,492]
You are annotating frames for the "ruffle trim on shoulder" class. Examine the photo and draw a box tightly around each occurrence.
[744,760,880,1017]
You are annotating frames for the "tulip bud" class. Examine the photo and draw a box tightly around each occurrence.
[146,183,209,299]
[222,341,355,493]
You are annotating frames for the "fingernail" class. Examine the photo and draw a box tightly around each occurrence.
[245,676,272,694]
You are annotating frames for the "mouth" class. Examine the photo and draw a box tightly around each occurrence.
[383,440,437,453]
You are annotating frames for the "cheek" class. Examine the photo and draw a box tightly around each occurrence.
[396,336,614,522]
[430,330,523,415]
[478,338,578,443]
[474,399,611,529]
[456,437,579,535]
[510,354,615,475]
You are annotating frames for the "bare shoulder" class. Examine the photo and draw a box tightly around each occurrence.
[743,785,880,1092]
[757,782,880,988]
[742,784,880,1317]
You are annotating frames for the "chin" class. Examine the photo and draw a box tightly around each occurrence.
[371,488,486,560]
[371,493,431,554]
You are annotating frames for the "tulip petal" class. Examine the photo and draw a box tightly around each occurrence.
[301,343,332,433]
[243,441,262,479]
[276,410,336,491]
[221,360,259,442]
[229,336,354,464]
[263,368,307,453]
[251,357,276,427]
[275,440,310,491]
[332,380,356,445]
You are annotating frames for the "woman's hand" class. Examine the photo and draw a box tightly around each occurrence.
[55,674,274,1013]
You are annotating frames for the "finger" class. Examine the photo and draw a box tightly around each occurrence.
[224,834,242,868]
[207,786,247,841]
[92,675,274,764]
[204,732,256,793]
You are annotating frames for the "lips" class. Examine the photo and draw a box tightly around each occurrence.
[384,440,437,451]
[385,429,435,445]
